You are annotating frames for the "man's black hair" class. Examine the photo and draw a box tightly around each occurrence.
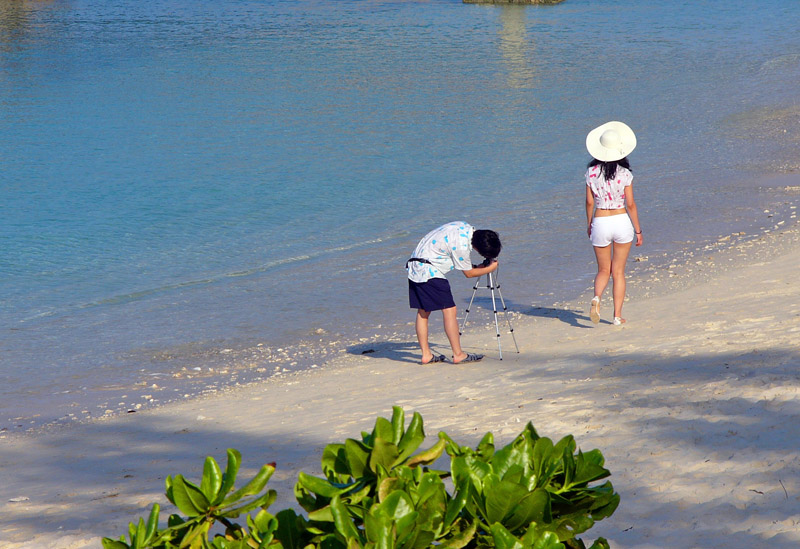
[472,229,502,259]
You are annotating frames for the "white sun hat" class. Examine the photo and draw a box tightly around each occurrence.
[586,121,637,162]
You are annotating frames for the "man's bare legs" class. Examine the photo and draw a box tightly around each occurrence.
[415,309,435,364]
[416,307,470,363]
[442,306,469,363]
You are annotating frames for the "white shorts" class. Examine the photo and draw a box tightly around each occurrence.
[590,214,634,247]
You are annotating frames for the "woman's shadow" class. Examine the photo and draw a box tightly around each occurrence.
[515,303,599,328]
[464,296,598,328]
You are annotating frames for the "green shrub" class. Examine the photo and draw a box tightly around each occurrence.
[103,407,617,549]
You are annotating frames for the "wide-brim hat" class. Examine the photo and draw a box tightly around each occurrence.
[586,121,637,162]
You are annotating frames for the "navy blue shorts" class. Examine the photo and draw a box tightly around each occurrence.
[409,278,456,311]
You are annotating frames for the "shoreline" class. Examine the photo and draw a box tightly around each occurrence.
[5,174,800,438]
[2,180,800,547]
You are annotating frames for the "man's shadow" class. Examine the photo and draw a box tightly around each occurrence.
[346,341,430,365]
[347,302,599,363]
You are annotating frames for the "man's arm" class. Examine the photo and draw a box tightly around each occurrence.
[462,259,499,279]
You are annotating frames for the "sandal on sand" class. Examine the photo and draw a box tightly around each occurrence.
[455,353,484,364]
[589,296,600,324]
[421,354,446,365]
[613,317,625,326]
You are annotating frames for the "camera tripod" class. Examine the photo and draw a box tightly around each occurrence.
[459,267,519,360]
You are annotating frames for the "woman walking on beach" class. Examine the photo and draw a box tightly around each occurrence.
[585,121,643,325]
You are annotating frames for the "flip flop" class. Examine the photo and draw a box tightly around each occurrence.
[421,354,446,365]
[589,296,600,324]
[455,353,484,364]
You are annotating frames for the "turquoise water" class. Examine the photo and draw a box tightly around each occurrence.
[2,0,800,431]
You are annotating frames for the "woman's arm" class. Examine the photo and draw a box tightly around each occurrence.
[585,186,595,238]
[624,185,643,246]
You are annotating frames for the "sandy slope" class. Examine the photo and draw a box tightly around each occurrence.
[2,221,799,549]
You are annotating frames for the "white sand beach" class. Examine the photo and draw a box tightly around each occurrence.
[2,208,800,548]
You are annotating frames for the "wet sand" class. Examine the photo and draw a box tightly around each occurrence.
[2,199,800,548]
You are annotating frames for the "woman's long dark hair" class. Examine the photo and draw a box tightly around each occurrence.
[588,157,631,181]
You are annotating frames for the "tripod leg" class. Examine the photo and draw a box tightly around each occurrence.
[495,284,520,353]
[460,275,482,335]
[488,272,503,360]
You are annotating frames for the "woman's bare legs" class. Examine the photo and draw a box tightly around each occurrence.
[593,244,612,300]
[610,241,633,320]
[593,241,633,322]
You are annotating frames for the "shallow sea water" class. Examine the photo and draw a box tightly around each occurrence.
[1,0,800,432]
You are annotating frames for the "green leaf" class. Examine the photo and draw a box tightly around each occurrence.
[524,527,564,549]
[413,472,443,508]
[171,475,209,516]
[181,520,212,548]
[330,495,360,540]
[221,489,278,518]
[308,505,334,522]
[377,491,415,522]
[347,481,373,505]
[364,509,393,549]
[390,406,405,445]
[587,537,610,549]
[378,476,400,503]
[476,432,495,461]
[571,452,610,487]
[144,504,160,541]
[589,492,620,521]
[438,518,477,549]
[274,509,304,548]
[201,456,223,502]
[492,437,531,480]
[221,464,275,506]
[532,438,556,488]
[370,438,400,473]
[101,540,129,549]
[484,478,528,524]
[504,489,551,532]
[406,439,445,468]
[444,476,470,526]
[552,435,576,458]
[251,508,277,533]
[322,444,349,479]
[345,439,371,479]
[452,456,491,493]
[218,449,242,503]
[523,422,540,442]
[373,416,395,445]
[489,523,525,549]
[298,472,349,499]
[397,412,425,461]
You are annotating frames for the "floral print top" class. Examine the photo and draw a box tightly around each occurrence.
[585,165,633,209]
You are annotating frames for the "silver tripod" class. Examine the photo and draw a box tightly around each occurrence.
[459,267,519,359]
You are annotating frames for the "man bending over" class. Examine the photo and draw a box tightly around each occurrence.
[406,221,502,364]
